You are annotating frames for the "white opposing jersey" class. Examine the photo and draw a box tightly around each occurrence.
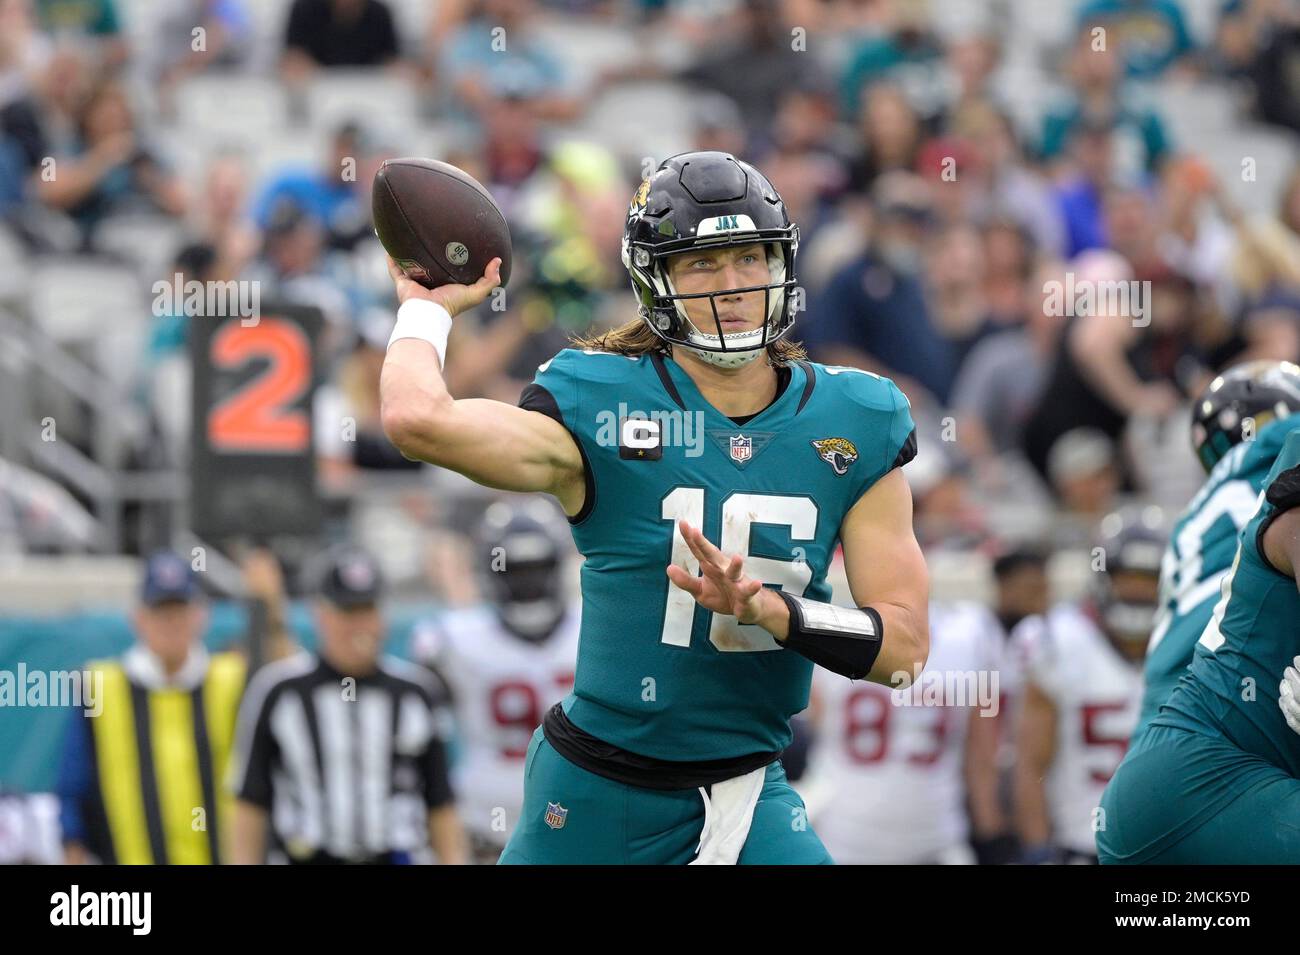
[806,602,1003,864]
[411,604,579,843]
[1012,603,1142,856]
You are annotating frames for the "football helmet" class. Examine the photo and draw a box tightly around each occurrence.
[474,498,569,642]
[1190,360,1300,473]
[1092,506,1166,644]
[620,151,800,368]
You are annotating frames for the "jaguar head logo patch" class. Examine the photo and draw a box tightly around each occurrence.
[628,177,651,221]
[812,437,858,476]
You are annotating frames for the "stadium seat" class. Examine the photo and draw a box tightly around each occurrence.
[174,75,290,140]
[0,227,29,308]
[93,215,187,285]
[27,260,145,347]
[244,128,329,183]
[305,70,418,137]
[570,81,697,167]
[1156,80,1239,143]
[531,15,641,91]
[386,0,432,53]
[243,0,296,73]
[1205,125,1300,216]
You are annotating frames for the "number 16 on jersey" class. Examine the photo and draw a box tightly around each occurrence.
[660,487,818,653]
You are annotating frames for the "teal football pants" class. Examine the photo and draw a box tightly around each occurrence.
[1097,722,1300,864]
[498,726,834,864]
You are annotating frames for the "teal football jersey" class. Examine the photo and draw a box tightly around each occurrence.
[519,348,915,761]
[1136,418,1300,740]
[1156,428,1300,777]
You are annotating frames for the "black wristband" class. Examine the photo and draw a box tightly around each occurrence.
[777,591,884,680]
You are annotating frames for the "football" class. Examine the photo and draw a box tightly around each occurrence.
[371,157,512,290]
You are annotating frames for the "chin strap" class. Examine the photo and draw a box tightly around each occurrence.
[682,343,764,368]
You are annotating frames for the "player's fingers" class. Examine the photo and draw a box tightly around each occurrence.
[684,520,727,568]
[472,257,502,295]
[666,564,703,596]
[724,553,745,581]
[386,256,405,284]
[695,551,727,583]
[678,520,705,562]
[679,521,719,571]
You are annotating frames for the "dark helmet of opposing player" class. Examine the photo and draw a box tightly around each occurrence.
[1190,360,1300,473]
[621,151,800,368]
[1091,506,1166,645]
[474,498,569,642]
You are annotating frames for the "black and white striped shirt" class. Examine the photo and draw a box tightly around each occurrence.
[230,653,454,863]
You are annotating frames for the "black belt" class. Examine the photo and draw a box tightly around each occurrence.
[541,703,780,792]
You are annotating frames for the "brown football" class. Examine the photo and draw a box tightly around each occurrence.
[372,158,512,290]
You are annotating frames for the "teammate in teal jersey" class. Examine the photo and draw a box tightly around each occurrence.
[1135,362,1300,744]
[1098,425,1300,863]
[380,152,930,863]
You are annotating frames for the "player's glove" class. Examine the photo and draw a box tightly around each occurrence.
[1278,655,1300,736]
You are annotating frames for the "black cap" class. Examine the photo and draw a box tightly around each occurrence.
[141,550,199,605]
[317,545,384,609]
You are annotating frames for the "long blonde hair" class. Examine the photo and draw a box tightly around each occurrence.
[570,318,809,363]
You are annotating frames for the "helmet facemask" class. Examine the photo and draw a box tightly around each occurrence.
[623,228,799,369]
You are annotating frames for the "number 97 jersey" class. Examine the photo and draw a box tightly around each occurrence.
[518,348,916,762]
[412,605,578,841]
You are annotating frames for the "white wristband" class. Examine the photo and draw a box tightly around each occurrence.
[388,298,453,367]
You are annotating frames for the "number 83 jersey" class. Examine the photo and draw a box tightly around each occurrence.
[518,348,916,762]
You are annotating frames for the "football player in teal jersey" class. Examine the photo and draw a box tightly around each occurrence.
[1134,361,1300,745]
[1098,424,1300,863]
[380,152,930,863]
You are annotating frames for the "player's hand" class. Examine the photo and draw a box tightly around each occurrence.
[1278,655,1300,736]
[387,255,502,319]
[666,520,771,626]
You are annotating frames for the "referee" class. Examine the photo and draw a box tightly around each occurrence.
[228,545,466,864]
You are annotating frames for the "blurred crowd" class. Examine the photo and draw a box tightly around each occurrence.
[1,0,1300,565]
[3,0,1300,865]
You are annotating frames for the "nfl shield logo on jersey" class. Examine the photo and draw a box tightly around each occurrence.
[544,802,568,830]
[729,434,752,464]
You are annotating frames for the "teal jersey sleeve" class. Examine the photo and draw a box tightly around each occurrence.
[1157,427,1300,775]
[819,365,917,504]
[1265,428,1300,499]
[1256,428,1300,566]
[1134,419,1300,742]
[520,348,583,426]
[517,347,605,525]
